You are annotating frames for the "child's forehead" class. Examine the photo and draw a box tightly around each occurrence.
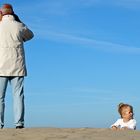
[122,106,131,111]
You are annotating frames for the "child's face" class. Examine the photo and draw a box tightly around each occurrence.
[121,106,133,120]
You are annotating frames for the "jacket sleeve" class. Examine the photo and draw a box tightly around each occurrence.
[21,24,34,42]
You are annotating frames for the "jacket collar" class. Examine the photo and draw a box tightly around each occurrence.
[2,15,15,21]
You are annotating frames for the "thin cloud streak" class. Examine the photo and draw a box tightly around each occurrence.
[81,0,140,9]
[115,0,140,8]
[2,0,140,18]
[45,31,140,54]
[14,0,88,16]
[15,0,140,18]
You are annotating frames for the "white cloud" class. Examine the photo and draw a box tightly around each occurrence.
[42,31,140,54]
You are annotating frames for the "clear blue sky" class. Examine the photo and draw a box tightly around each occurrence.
[1,0,140,129]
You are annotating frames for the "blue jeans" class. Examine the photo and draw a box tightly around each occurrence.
[0,77,24,127]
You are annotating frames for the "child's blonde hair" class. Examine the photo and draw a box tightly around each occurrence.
[118,103,133,118]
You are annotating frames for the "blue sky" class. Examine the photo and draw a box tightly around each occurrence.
[1,0,140,129]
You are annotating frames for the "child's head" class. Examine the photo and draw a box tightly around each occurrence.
[0,4,14,16]
[118,103,134,120]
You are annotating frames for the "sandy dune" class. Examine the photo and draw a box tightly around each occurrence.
[0,128,140,140]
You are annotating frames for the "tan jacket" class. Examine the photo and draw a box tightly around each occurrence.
[0,15,34,76]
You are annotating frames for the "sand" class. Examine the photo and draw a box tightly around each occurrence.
[0,128,140,140]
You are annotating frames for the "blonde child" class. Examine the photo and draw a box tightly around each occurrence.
[111,103,136,130]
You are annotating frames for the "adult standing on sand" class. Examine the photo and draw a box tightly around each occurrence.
[0,4,34,129]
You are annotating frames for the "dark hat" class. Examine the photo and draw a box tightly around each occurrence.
[1,4,14,16]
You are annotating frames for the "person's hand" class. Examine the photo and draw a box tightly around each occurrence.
[111,126,118,130]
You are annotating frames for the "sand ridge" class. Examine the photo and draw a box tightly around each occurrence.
[0,128,140,140]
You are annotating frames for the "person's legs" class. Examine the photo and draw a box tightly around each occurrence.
[0,77,8,128]
[10,77,25,127]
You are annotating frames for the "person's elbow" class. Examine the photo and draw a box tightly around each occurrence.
[23,31,34,42]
